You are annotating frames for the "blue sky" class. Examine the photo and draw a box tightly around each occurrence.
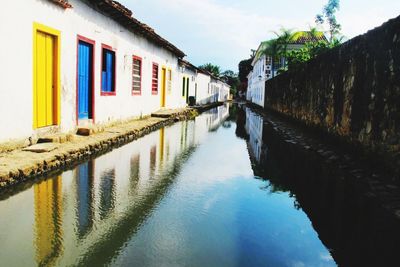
[119,0,400,71]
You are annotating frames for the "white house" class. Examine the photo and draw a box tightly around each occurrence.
[178,59,197,106]
[195,70,212,105]
[247,31,327,108]
[0,0,191,143]
[246,70,253,101]
[217,80,230,102]
[178,59,230,106]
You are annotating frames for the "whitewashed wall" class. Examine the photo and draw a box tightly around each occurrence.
[248,55,266,107]
[195,72,211,105]
[0,0,185,142]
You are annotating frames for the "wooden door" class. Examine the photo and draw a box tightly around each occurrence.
[35,31,56,128]
[78,41,93,120]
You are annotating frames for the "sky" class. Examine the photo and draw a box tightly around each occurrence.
[119,0,400,71]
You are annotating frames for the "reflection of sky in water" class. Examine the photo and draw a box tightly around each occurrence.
[0,104,335,267]
[113,120,336,267]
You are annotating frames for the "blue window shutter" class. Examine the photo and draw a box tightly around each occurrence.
[102,71,107,91]
[106,51,113,92]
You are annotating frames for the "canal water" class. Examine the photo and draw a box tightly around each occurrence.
[0,104,337,267]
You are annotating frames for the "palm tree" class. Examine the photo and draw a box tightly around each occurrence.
[198,63,221,77]
[272,28,295,71]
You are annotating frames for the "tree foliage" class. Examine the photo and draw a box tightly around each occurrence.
[198,63,221,77]
[238,57,253,82]
[285,39,341,69]
[221,70,240,95]
[316,0,341,42]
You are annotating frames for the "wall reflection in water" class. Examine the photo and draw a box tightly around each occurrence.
[240,106,400,267]
[0,104,230,267]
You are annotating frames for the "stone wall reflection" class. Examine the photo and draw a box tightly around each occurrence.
[242,107,400,266]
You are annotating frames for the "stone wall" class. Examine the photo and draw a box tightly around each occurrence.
[264,15,400,166]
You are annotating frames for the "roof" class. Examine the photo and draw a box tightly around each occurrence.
[48,0,72,8]
[178,59,198,72]
[252,30,327,64]
[288,31,327,44]
[47,0,185,57]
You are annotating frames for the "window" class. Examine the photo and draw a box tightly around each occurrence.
[101,45,116,95]
[132,56,142,95]
[152,63,158,94]
[167,69,172,93]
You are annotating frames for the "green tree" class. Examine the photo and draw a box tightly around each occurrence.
[221,70,240,96]
[198,63,221,77]
[238,57,253,83]
[316,0,341,42]
[274,27,295,59]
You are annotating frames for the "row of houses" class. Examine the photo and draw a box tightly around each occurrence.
[0,0,230,143]
[246,31,326,107]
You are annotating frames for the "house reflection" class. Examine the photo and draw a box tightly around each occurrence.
[15,106,232,266]
[129,154,140,195]
[245,108,267,164]
[75,162,95,238]
[99,168,116,220]
[34,176,63,267]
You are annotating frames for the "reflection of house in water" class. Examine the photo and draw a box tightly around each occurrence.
[75,162,95,238]
[34,176,63,267]
[245,108,266,163]
[206,103,230,131]
[0,109,232,266]
[99,169,116,220]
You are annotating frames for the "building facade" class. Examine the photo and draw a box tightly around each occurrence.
[247,31,326,108]
[0,0,229,143]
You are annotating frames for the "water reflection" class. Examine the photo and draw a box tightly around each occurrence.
[0,104,230,267]
[241,106,400,266]
[75,162,94,238]
[34,177,63,267]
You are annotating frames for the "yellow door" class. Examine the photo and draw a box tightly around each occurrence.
[35,31,55,128]
[161,68,166,107]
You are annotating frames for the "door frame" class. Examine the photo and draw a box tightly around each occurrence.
[161,66,166,107]
[76,35,96,125]
[33,22,61,129]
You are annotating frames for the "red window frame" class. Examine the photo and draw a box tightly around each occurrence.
[151,62,158,95]
[132,55,142,95]
[76,35,96,124]
[100,44,116,96]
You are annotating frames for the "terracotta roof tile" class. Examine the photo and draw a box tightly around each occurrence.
[89,0,185,57]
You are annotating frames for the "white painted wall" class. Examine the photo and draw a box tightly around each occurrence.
[0,0,186,142]
[248,55,266,107]
[217,81,230,102]
[195,72,212,105]
[179,67,196,104]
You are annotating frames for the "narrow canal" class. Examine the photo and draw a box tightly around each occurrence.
[4,103,394,267]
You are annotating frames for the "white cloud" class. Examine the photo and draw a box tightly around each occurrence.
[122,0,400,70]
